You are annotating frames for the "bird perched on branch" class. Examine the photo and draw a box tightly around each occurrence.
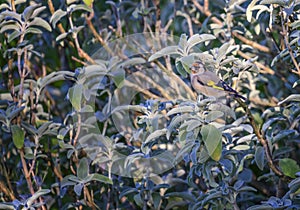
[190,61,246,100]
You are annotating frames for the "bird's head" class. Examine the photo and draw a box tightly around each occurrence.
[190,61,206,74]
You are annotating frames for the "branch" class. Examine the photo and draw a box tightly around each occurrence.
[232,32,270,53]
[237,50,275,75]
[0,180,15,201]
[85,12,114,57]
[47,0,75,48]
[235,97,289,180]
[192,0,272,55]
[280,10,300,75]
[191,0,223,26]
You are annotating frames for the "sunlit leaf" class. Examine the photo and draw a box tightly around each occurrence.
[77,157,89,180]
[201,124,222,161]
[144,128,167,144]
[246,0,259,22]
[74,183,83,196]
[50,9,67,28]
[260,0,289,6]
[255,146,265,170]
[148,46,180,61]
[83,0,94,7]
[186,34,216,53]
[91,173,112,184]
[28,17,52,31]
[278,94,300,105]
[205,110,224,123]
[11,125,24,149]
[26,189,50,207]
[22,4,41,22]
[279,158,300,178]
[68,84,83,111]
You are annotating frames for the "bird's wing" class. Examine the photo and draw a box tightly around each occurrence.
[197,71,224,90]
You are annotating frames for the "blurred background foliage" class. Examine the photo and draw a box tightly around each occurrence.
[0,0,300,209]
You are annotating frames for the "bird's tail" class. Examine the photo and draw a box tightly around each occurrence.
[220,81,246,100]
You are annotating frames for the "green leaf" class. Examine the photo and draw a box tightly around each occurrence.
[144,128,167,144]
[22,4,41,22]
[28,17,52,31]
[178,34,188,51]
[83,0,94,7]
[111,67,125,88]
[7,106,24,120]
[175,59,188,77]
[148,46,180,61]
[69,4,93,13]
[7,30,22,42]
[91,173,112,184]
[167,105,197,116]
[186,119,202,132]
[278,94,300,105]
[50,9,67,28]
[0,11,22,23]
[255,146,265,170]
[0,23,20,33]
[260,0,289,6]
[201,124,222,161]
[152,192,161,210]
[186,34,216,53]
[165,192,196,202]
[31,6,46,18]
[272,130,296,143]
[216,42,231,63]
[167,114,190,139]
[11,125,24,149]
[77,157,89,180]
[205,110,224,123]
[246,0,259,22]
[0,3,10,10]
[25,27,43,34]
[26,189,50,207]
[279,158,300,178]
[134,193,143,207]
[179,55,194,73]
[247,204,274,210]
[0,203,15,210]
[74,183,83,196]
[68,84,83,111]
[119,187,138,199]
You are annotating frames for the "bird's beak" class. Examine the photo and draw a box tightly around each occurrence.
[190,62,200,74]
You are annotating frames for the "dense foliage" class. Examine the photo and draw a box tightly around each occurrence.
[0,0,300,209]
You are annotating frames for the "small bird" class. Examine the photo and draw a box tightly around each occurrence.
[190,61,246,100]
